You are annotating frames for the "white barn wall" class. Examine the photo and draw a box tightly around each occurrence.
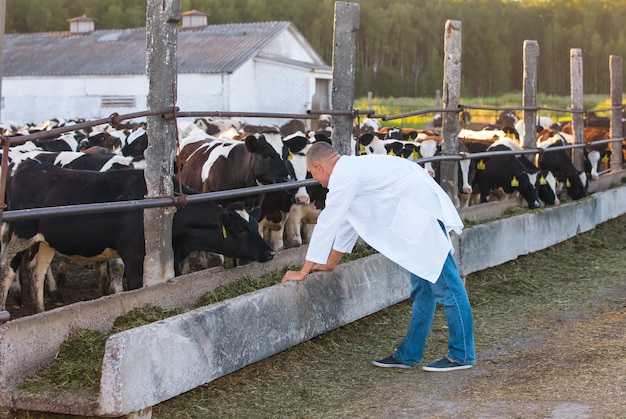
[256,60,312,113]
[2,75,147,124]
[177,73,230,112]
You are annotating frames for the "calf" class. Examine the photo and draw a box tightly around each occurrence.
[559,124,611,179]
[494,139,559,206]
[282,134,331,249]
[354,133,440,177]
[537,135,589,200]
[472,138,541,208]
[257,132,309,251]
[0,159,275,313]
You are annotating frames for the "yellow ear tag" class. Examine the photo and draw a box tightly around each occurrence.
[511,176,519,187]
[566,178,571,187]
[287,150,294,161]
[602,155,609,163]
[359,144,366,154]
[388,149,396,156]
[411,149,420,159]
[540,176,547,185]
[477,160,486,170]
[222,225,227,238]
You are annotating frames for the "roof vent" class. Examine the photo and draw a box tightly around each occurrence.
[67,15,96,33]
[181,10,209,28]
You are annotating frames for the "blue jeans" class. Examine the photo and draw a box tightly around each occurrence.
[393,250,476,367]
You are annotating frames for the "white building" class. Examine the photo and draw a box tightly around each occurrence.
[1,11,332,126]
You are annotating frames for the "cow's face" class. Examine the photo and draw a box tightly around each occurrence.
[245,132,291,185]
[173,202,275,264]
[219,205,275,262]
[284,133,312,204]
[121,128,148,159]
[516,172,541,209]
[536,170,559,206]
[355,133,385,155]
[565,171,589,200]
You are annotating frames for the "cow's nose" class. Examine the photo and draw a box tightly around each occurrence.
[553,198,560,205]
[295,195,309,204]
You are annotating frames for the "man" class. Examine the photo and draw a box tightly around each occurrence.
[282,142,475,371]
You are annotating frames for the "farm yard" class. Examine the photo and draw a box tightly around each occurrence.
[2,2,626,418]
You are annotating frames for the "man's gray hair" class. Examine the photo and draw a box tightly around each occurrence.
[306,141,339,164]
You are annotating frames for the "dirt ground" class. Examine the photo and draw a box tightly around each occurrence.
[363,286,626,418]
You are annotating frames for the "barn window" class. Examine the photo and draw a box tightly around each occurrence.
[101,96,136,108]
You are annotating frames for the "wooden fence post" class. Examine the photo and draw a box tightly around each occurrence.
[441,19,462,207]
[143,0,181,286]
[330,2,359,156]
[570,48,585,171]
[0,0,6,121]
[610,55,623,171]
[522,40,539,154]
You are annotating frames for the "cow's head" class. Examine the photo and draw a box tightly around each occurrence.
[564,171,589,200]
[355,133,385,155]
[120,128,148,159]
[172,201,275,269]
[219,203,275,262]
[244,131,292,185]
[512,171,541,209]
[535,170,559,206]
[283,132,312,204]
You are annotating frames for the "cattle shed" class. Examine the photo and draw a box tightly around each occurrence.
[0,11,332,126]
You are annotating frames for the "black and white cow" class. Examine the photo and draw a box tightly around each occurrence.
[471,137,541,208]
[491,138,559,206]
[354,133,440,177]
[282,133,331,249]
[177,129,293,208]
[0,159,275,313]
[118,127,149,159]
[18,150,145,172]
[257,132,309,251]
[537,135,589,200]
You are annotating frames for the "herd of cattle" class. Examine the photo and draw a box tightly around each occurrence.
[0,111,617,314]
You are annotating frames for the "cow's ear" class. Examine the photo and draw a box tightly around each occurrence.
[285,135,309,153]
[313,133,331,144]
[244,134,263,153]
[358,133,374,146]
[246,206,262,221]
[225,201,246,212]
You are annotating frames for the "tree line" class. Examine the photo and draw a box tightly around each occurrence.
[5,0,626,98]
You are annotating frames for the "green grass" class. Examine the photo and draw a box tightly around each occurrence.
[354,92,612,129]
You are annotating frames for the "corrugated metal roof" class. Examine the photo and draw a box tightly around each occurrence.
[2,21,328,77]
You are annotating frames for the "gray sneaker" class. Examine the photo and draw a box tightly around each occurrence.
[422,357,473,372]
[372,355,411,369]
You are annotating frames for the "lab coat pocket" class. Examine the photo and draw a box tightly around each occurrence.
[390,199,427,244]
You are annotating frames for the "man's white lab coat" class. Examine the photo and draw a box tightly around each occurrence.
[306,154,463,283]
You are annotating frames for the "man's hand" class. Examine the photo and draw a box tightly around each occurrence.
[282,269,308,282]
